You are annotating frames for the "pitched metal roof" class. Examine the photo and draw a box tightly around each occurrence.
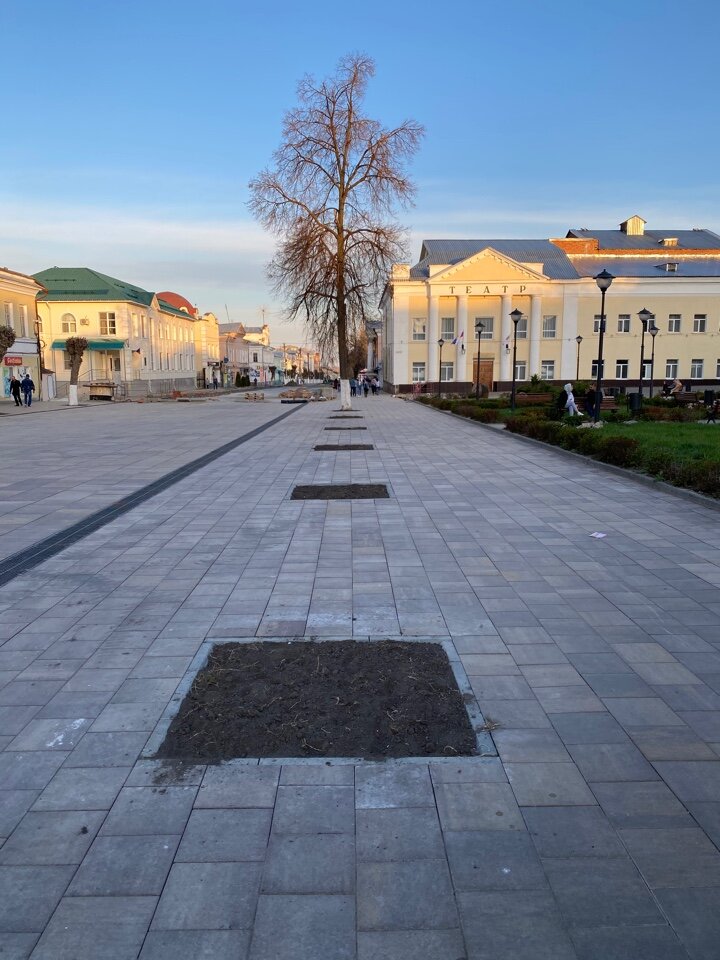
[411,240,579,280]
[566,229,720,250]
[570,257,720,278]
[34,267,154,305]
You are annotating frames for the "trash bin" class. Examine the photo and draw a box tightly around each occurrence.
[627,392,642,414]
[704,389,716,405]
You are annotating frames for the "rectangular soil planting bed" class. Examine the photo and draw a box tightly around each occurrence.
[291,483,388,500]
[155,640,476,761]
[328,415,364,419]
[314,444,374,451]
[324,426,367,430]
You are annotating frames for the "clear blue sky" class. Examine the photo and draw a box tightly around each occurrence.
[2,0,718,341]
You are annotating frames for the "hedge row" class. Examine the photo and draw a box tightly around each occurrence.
[504,417,719,497]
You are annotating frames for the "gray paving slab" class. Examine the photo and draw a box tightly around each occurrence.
[2,395,720,957]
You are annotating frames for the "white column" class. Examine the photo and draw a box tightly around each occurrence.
[529,294,542,378]
[456,295,468,382]
[427,292,440,386]
[499,294,512,381]
[393,293,410,387]
[560,288,579,380]
[367,336,374,372]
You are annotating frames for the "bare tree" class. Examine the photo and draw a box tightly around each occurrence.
[65,336,88,406]
[249,54,423,408]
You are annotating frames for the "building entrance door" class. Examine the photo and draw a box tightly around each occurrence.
[472,358,494,392]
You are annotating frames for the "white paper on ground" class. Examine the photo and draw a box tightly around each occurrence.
[590,532,607,539]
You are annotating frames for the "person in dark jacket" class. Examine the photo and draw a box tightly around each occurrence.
[21,374,35,407]
[8,376,22,406]
[584,386,596,416]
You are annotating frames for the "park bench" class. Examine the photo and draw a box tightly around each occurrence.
[244,392,266,402]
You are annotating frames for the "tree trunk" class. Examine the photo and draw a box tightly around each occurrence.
[68,384,78,406]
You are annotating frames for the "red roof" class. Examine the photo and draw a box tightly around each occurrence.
[157,291,197,316]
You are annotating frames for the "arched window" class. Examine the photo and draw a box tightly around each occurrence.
[61,313,77,334]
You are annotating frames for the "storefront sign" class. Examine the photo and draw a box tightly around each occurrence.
[3,356,22,365]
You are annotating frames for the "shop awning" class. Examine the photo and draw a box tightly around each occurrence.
[51,338,126,350]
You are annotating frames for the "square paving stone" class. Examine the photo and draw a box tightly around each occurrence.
[0,704,41,737]
[0,864,75,932]
[457,890,577,960]
[139,930,251,960]
[101,786,196,835]
[29,895,156,960]
[655,887,720,960]
[355,764,434,809]
[279,763,355,786]
[629,725,717,761]
[91,701,167,733]
[152,862,261,930]
[195,764,279,807]
[249,894,355,960]
[550,713,630,745]
[356,807,444,861]
[357,859,458,930]
[535,685,605,713]
[7,717,91,752]
[618,827,720,888]
[272,785,354,834]
[429,758,507,783]
[567,742,659,782]
[0,932,39,959]
[68,835,179,895]
[357,929,466,960]
[522,806,625,858]
[603,698,684,728]
[0,790,39,837]
[0,752,65,790]
[653,761,720,801]
[543,857,664,928]
[435,782,524,831]
[477,700,552,729]
[125,759,206,787]
[0,810,104,865]
[262,833,355,893]
[32,766,130,811]
[586,674,656,698]
[505,762,596,806]
[176,808,271,861]
[64,731,149,767]
[445,830,547,892]
[570,924,691,960]
[655,684,720,711]
[493,729,570,762]
[685,802,720,846]
[591,781,694,829]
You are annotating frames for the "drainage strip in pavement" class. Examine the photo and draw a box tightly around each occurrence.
[0,404,305,588]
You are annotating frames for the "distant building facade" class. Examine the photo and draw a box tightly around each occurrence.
[381,216,720,394]
[35,268,198,398]
[1,267,45,400]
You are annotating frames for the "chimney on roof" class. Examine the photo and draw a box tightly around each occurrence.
[620,215,646,236]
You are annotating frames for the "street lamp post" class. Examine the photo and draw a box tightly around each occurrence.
[509,309,523,412]
[575,335,583,381]
[649,323,659,397]
[593,270,614,423]
[475,320,484,400]
[637,307,654,410]
[437,339,445,397]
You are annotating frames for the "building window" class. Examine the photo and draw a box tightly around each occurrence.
[693,314,707,333]
[642,359,652,379]
[591,360,605,378]
[99,312,116,335]
[412,318,426,341]
[62,350,73,371]
[441,317,455,341]
[593,315,602,333]
[515,361,527,381]
[617,315,630,333]
[690,359,704,379]
[716,359,720,379]
[540,360,555,380]
[61,313,77,333]
[616,360,629,379]
[542,315,557,338]
[440,361,454,382]
[141,315,146,338]
[475,317,493,340]
[666,359,678,379]
[515,316,527,339]
[412,362,426,382]
[132,314,139,338]
[2,302,11,328]
[668,314,681,333]
[253,352,258,363]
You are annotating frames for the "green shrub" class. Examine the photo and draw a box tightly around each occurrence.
[576,430,604,455]
[596,437,640,467]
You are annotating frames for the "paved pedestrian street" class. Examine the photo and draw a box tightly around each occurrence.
[1,394,720,959]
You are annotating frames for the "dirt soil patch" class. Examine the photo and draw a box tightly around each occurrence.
[291,484,388,500]
[314,444,375,451]
[328,415,364,419]
[156,640,476,760]
[324,426,367,430]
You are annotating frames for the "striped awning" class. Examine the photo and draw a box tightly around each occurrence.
[51,338,126,350]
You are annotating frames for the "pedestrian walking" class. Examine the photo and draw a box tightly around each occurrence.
[350,377,356,397]
[8,376,22,407]
[363,380,369,397]
[370,379,377,396]
[212,373,219,389]
[584,386,596,416]
[563,383,583,417]
[21,373,35,407]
